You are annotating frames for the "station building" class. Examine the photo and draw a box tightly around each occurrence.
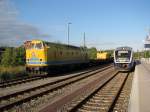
[144,35,150,50]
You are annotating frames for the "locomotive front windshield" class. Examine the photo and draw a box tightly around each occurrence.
[25,41,43,49]
[115,50,131,59]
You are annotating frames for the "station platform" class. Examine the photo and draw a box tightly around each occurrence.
[128,60,150,112]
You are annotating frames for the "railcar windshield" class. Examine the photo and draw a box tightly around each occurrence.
[115,50,131,59]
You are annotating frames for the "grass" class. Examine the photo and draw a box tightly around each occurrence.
[0,66,27,81]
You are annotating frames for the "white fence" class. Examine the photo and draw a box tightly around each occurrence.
[141,58,150,64]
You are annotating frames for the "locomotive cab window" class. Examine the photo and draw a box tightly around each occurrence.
[30,43,35,49]
[24,42,34,49]
[35,43,43,49]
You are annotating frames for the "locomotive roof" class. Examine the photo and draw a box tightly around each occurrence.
[115,46,132,51]
[32,40,84,50]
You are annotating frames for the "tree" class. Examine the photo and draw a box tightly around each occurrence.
[145,51,150,58]
[16,47,25,65]
[1,48,13,67]
[87,47,97,59]
[1,47,25,67]
[104,49,114,57]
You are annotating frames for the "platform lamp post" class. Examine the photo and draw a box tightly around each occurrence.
[67,22,72,46]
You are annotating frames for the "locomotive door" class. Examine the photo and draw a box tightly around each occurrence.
[54,46,58,61]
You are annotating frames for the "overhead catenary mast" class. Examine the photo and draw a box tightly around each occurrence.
[83,32,86,48]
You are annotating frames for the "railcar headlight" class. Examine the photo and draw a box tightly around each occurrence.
[123,64,128,68]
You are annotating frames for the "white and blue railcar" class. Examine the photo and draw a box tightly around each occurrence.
[114,46,135,71]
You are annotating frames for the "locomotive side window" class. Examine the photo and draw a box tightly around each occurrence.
[43,42,48,47]
[60,51,62,55]
[54,51,56,58]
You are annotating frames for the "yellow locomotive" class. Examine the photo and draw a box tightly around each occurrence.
[24,40,89,73]
[96,51,113,63]
[97,51,111,60]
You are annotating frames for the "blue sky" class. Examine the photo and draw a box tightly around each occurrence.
[10,0,150,50]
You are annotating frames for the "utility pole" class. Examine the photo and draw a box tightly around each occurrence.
[67,22,72,46]
[84,32,86,48]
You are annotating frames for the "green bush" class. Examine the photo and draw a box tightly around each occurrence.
[1,47,25,67]
[0,66,26,81]
[1,72,11,81]
[0,47,26,81]
[16,47,25,65]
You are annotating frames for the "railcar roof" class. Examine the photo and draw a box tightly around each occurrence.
[115,46,132,51]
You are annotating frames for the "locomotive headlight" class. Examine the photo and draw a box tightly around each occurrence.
[40,59,42,61]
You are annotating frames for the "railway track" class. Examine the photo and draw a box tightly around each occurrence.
[69,72,129,112]
[0,76,45,88]
[0,64,113,111]
[55,72,132,112]
[113,72,134,112]
[40,71,133,112]
[0,64,111,88]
